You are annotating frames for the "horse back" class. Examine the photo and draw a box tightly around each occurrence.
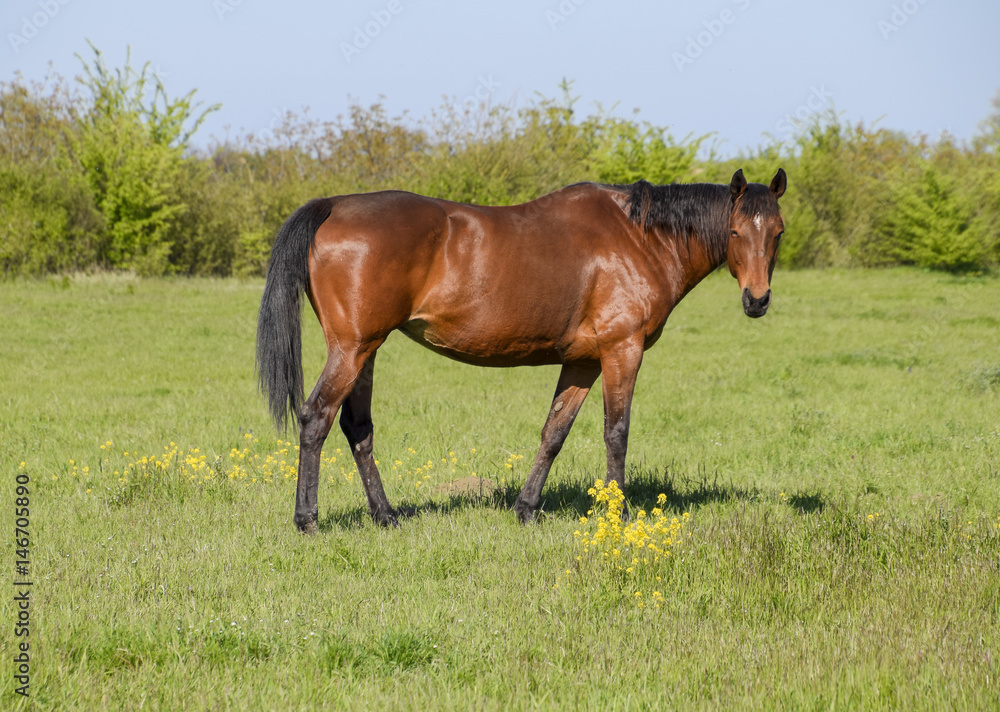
[307,185,647,364]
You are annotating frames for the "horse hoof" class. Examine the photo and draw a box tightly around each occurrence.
[294,513,318,534]
[373,509,400,528]
[296,520,318,535]
[514,500,538,525]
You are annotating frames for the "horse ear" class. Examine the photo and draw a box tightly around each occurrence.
[730,169,747,200]
[769,168,787,199]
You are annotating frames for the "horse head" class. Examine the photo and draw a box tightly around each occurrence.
[727,168,786,318]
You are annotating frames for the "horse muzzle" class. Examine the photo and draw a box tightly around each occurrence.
[742,287,771,318]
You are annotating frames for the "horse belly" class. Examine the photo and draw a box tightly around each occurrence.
[397,200,602,365]
[400,310,577,367]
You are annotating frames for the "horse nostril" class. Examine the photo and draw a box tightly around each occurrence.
[741,287,771,317]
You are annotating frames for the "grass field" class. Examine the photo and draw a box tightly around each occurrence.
[2,269,999,710]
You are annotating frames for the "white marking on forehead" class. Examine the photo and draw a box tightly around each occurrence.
[753,213,763,230]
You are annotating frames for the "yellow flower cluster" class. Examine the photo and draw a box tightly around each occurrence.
[569,479,689,608]
[320,446,358,484]
[84,435,300,492]
[69,435,519,497]
[385,447,517,490]
[504,453,524,470]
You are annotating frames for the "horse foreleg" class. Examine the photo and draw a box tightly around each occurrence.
[340,354,398,527]
[514,361,601,524]
[599,341,644,520]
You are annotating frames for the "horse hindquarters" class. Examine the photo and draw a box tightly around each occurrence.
[292,196,436,531]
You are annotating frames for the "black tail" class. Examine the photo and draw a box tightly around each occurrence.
[256,198,334,430]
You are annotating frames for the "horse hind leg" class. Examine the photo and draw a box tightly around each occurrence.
[294,345,381,533]
[339,354,398,527]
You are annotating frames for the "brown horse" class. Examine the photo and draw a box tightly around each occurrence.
[257,168,786,532]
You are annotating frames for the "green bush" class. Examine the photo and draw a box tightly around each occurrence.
[587,116,702,186]
[71,45,217,275]
[876,163,986,272]
[0,76,103,275]
[1,53,998,276]
[0,162,102,275]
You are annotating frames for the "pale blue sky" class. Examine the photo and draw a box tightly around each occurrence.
[3,0,998,157]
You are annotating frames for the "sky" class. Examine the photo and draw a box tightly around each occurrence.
[3,0,999,159]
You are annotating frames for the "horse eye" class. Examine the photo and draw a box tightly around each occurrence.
[775,231,784,242]
[730,230,739,239]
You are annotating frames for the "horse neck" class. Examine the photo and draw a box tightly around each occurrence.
[663,228,728,296]
[647,211,730,296]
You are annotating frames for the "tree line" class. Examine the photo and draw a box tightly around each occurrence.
[2,47,998,277]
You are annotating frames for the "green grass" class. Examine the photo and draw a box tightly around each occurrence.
[1,269,999,710]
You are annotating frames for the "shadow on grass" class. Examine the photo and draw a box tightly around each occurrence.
[319,485,519,531]
[317,463,817,531]
[535,465,767,520]
[788,492,826,514]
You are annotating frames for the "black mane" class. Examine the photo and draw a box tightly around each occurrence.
[620,179,780,266]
